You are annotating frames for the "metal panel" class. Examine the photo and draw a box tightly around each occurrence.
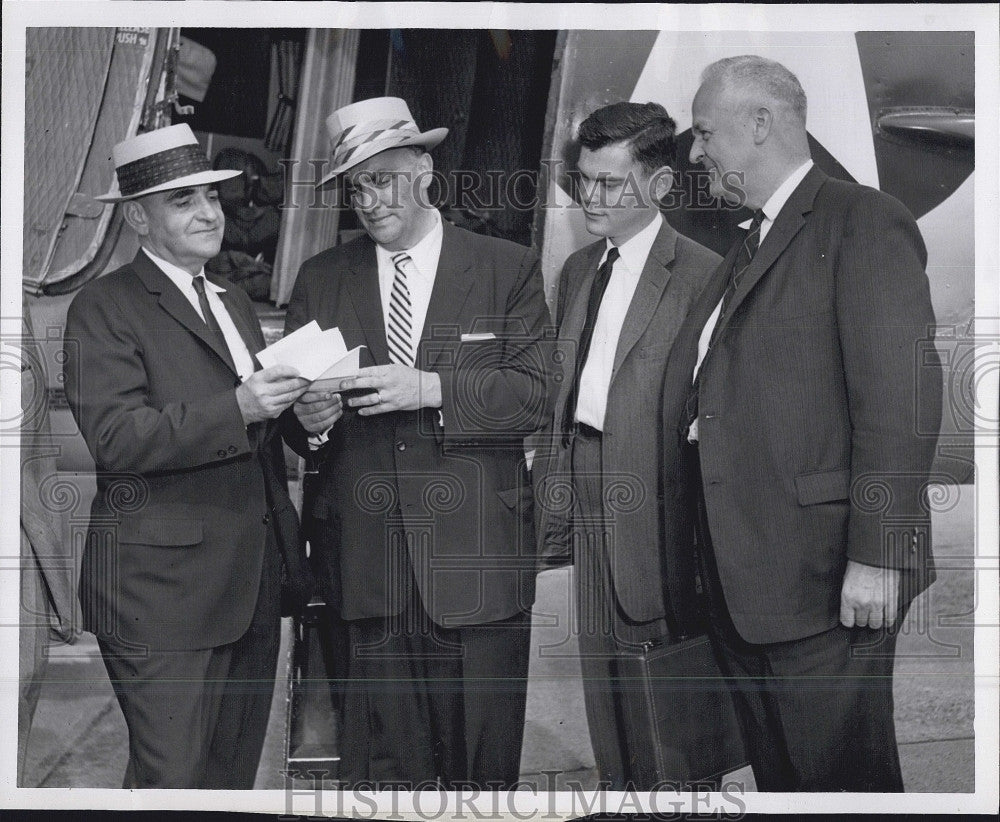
[23,28,115,291]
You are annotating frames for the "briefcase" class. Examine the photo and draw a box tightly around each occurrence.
[618,633,747,786]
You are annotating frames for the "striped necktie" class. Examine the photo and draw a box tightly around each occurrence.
[387,252,415,366]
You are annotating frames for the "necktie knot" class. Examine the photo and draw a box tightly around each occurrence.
[192,274,208,296]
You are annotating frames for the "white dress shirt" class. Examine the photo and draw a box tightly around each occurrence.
[308,210,445,448]
[688,159,814,441]
[374,208,444,351]
[143,247,256,381]
[575,211,663,431]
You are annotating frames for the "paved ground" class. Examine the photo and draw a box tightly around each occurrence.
[20,485,978,793]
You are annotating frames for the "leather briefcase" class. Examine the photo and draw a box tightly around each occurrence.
[617,633,747,786]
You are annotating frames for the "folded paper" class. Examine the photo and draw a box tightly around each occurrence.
[257,320,364,383]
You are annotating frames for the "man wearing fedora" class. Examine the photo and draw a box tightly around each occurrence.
[63,123,311,788]
[282,97,550,787]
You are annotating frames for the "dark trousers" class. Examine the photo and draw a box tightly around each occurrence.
[688,442,906,792]
[571,426,671,790]
[339,556,531,789]
[98,536,281,789]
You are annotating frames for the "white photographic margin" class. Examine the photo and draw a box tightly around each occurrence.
[2,1,997,817]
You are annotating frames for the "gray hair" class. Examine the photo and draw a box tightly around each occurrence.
[701,55,807,124]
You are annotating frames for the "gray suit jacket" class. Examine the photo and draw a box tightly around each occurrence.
[661,166,942,643]
[63,250,306,651]
[534,219,720,629]
[283,221,551,626]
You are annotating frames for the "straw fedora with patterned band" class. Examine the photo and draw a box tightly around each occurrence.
[316,96,448,189]
[95,123,242,203]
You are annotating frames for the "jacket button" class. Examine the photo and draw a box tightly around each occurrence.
[396,440,406,451]
[262,513,271,525]
[228,445,237,454]
[217,449,227,458]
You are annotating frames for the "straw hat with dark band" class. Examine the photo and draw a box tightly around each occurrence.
[316,97,448,189]
[96,123,242,203]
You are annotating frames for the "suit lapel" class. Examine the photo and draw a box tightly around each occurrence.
[709,166,826,343]
[419,221,477,371]
[609,220,677,382]
[131,251,238,376]
[342,239,391,366]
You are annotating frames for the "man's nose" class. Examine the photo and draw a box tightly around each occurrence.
[689,140,704,164]
[579,178,600,207]
[354,186,381,212]
[193,192,220,221]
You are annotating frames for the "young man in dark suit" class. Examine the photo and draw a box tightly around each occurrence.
[63,124,310,788]
[532,102,721,789]
[663,55,942,790]
[283,97,550,788]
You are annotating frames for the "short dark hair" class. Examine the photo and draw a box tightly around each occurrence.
[577,102,678,173]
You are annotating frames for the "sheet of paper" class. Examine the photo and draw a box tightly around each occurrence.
[310,346,365,390]
[256,321,353,381]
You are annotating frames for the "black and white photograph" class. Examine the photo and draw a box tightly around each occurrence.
[2,2,997,818]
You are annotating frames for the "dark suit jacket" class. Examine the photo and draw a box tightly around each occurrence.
[283,220,551,627]
[662,166,943,644]
[64,249,306,651]
[533,219,720,631]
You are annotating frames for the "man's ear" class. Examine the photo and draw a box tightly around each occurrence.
[651,165,675,202]
[122,201,150,237]
[415,151,434,196]
[751,106,773,145]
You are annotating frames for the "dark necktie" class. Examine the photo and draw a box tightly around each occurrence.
[684,210,765,435]
[563,245,620,434]
[192,275,226,341]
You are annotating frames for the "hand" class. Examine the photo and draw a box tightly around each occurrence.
[293,388,344,434]
[839,560,900,630]
[339,365,442,416]
[236,365,308,424]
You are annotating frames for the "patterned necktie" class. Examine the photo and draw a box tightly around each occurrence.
[684,210,766,435]
[563,245,620,433]
[387,252,415,366]
[714,209,765,339]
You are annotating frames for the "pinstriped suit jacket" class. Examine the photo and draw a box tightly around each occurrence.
[534,219,720,631]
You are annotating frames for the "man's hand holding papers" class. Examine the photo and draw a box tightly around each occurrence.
[256,321,366,436]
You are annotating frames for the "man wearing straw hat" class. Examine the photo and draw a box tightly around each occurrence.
[63,123,312,788]
[283,97,550,787]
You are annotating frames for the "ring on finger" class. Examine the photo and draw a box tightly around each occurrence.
[375,390,381,405]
